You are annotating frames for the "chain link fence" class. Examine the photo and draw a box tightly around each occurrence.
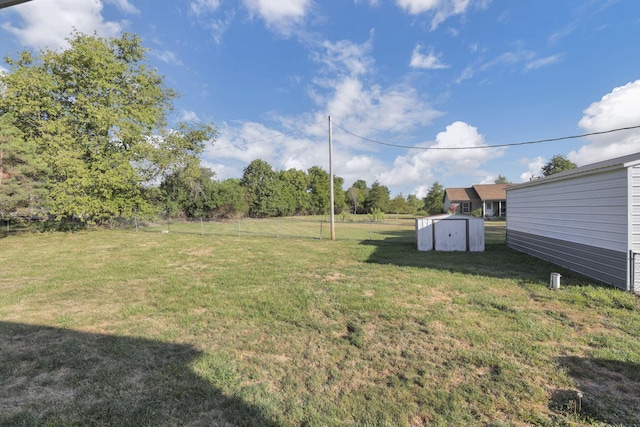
[0,215,418,243]
[139,216,417,244]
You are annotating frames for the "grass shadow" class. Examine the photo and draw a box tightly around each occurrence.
[361,230,595,285]
[552,356,640,425]
[0,321,281,427]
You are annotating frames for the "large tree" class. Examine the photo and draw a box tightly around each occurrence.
[423,181,444,215]
[388,193,408,215]
[346,179,367,214]
[0,31,214,223]
[307,166,331,215]
[160,166,217,219]
[0,114,48,218]
[364,181,390,213]
[406,194,423,214]
[280,168,310,215]
[241,159,283,217]
[541,154,577,176]
[212,178,248,219]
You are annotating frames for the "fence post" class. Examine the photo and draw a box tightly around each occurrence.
[369,220,373,241]
[201,218,204,236]
[277,219,280,238]
[320,220,323,240]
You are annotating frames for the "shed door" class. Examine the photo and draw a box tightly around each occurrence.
[434,220,467,251]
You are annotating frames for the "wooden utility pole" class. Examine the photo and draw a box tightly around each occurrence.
[328,116,336,240]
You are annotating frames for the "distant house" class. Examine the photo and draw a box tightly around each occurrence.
[506,152,640,292]
[443,184,509,218]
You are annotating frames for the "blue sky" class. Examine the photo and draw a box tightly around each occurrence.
[1,0,639,197]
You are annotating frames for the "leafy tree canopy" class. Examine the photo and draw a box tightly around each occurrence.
[0,31,215,223]
[241,159,283,217]
[388,193,407,214]
[494,175,511,184]
[541,154,577,177]
[0,114,49,218]
[423,181,444,215]
[364,181,390,213]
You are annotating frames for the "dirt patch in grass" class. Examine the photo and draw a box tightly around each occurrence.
[556,356,640,425]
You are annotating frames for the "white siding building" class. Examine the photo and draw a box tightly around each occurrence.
[416,214,485,252]
[506,152,640,291]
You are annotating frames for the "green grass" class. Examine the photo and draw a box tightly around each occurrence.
[1,220,639,426]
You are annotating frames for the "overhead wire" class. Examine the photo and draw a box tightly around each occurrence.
[331,121,640,150]
[207,116,640,153]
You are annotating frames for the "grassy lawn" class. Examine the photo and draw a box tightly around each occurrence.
[1,220,640,426]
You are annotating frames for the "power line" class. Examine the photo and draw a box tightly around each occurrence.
[331,121,640,150]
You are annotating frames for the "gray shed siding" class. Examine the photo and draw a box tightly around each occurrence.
[631,165,640,251]
[506,168,629,290]
[507,230,627,289]
[507,169,628,251]
[632,165,640,292]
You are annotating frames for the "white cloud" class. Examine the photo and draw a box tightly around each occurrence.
[208,10,235,44]
[377,121,504,187]
[525,54,562,71]
[311,36,441,139]
[410,45,449,69]
[201,161,234,180]
[455,66,474,84]
[190,0,221,16]
[151,49,183,66]
[413,184,429,199]
[569,80,640,165]
[312,35,375,77]
[105,0,139,15]
[396,0,476,30]
[481,48,535,71]
[181,110,200,122]
[1,0,125,50]
[242,0,311,36]
[187,0,234,44]
[519,156,545,182]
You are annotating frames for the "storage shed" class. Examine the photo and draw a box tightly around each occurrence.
[506,152,640,292]
[416,214,485,252]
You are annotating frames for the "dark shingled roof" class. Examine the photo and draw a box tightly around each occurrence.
[472,184,510,201]
[444,187,479,202]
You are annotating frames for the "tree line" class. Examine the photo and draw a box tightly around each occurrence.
[158,159,434,220]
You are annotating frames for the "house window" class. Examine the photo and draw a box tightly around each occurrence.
[461,202,470,214]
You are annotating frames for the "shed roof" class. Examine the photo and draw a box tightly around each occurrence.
[507,151,640,190]
[418,214,484,221]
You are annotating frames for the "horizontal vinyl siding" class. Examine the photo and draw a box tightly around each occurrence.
[632,165,640,251]
[506,230,628,290]
[507,169,628,252]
